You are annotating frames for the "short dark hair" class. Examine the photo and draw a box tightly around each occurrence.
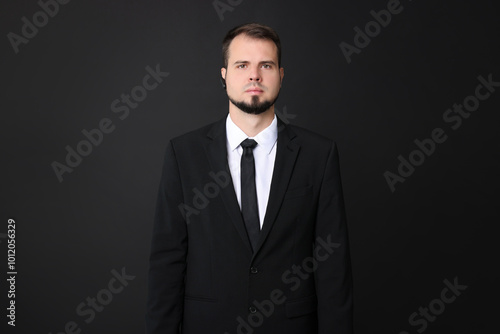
[222,23,281,68]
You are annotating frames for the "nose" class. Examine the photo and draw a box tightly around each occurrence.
[249,67,261,82]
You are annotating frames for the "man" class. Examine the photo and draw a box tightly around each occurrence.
[146,23,353,334]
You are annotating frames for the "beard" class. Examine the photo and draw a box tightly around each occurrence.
[227,90,280,115]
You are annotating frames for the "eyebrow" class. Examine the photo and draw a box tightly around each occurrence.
[233,60,277,66]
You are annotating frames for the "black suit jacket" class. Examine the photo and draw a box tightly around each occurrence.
[146,115,353,334]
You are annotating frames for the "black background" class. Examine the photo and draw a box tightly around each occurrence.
[1,0,499,333]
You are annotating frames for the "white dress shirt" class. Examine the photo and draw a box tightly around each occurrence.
[226,112,278,229]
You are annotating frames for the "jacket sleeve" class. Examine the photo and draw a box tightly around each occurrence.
[314,141,353,334]
[146,140,187,334]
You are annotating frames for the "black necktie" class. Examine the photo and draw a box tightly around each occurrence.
[240,138,260,252]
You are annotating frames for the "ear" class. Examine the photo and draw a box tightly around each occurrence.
[280,67,284,86]
[221,67,226,80]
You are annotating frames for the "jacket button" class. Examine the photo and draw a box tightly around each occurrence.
[250,267,258,274]
[249,306,257,313]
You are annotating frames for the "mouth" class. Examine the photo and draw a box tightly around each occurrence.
[245,88,264,94]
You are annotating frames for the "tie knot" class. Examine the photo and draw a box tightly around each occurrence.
[240,138,258,150]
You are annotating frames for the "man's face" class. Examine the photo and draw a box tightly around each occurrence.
[221,34,284,115]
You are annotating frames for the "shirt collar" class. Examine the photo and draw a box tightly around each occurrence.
[226,112,278,155]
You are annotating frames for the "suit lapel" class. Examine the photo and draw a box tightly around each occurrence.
[204,117,254,257]
[253,116,300,257]
[203,115,300,258]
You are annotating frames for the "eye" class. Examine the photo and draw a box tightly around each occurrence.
[237,64,247,69]
[262,64,272,69]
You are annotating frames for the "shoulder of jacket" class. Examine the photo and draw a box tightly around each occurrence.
[285,122,336,148]
[169,118,223,145]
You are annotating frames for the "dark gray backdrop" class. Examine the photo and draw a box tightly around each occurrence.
[1,0,499,333]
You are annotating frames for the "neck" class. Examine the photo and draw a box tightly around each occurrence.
[228,103,275,137]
